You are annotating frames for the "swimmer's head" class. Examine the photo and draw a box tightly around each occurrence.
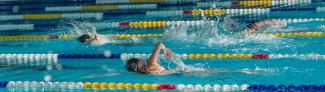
[125,58,150,74]
[78,34,92,44]
[244,23,258,31]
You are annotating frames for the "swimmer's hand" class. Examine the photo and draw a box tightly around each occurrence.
[158,42,172,58]
[163,48,172,58]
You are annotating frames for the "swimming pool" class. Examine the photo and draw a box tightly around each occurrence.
[1,0,325,92]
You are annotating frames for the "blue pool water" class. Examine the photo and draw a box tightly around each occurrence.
[1,0,325,92]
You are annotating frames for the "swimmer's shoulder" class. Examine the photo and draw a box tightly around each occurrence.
[151,70,177,75]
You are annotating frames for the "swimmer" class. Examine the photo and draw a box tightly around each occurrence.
[77,34,105,45]
[125,42,173,74]
[243,20,286,31]
[125,42,257,75]
[77,34,140,46]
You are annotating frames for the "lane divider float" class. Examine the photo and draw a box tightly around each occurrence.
[2,81,325,91]
[244,32,325,37]
[120,53,325,61]
[96,0,199,4]
[0,0,200,6]
[46,4,156,12]
[0,8,272,21]
[237,17,325,23]
[0,54,58,66]
[1,0,312,14]
[0,53,324,66]
[2,7,325,21]
[0,0,315,5]
[0,13,103,21]
[0,34,163,40]
[4,7,324,21]
[1,32,325,41]
[1,18,324,31]
[2,81,175,91]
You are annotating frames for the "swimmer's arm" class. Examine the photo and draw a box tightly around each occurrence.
[147,42,165,66]
[233,69,257,75]
[184,69,257,75]
[261,20,286,27]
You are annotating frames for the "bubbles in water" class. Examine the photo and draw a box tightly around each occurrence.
[13,6,19,13]
[55,64,63,70]
[96,13,103,20]
[102,64,108,70]
[284,66,289,70]
[103,50,112,57]
[102,64,114,72]
[44,75,52,82]
[46,65,53,71]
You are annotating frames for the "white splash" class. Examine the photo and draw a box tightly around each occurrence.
[163,18,282,47]
[67,21,97,36]
[166,52,205,72]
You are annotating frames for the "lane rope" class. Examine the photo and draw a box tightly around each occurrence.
[120,53,325,61]
[1,1,306,13]
[2,81,325,91]
[1,18,323,31]
[0,8,272,21]
[2,7,325,21]
[0,53,324,66]
[1,32,325,40]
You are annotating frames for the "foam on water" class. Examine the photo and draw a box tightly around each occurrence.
[165,52,205,72]
[163,17,284,47]
[67,21,97,36]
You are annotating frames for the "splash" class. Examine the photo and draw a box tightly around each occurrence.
[252,65,315,74]
[163,17,282,47]
[67,21,97,36]
[165,52,205,72]
[164,53,261,75]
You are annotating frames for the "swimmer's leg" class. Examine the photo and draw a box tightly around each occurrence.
[234,69,257,75]
[81,73,120,78]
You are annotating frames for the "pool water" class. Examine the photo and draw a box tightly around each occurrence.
[1,0,325,92]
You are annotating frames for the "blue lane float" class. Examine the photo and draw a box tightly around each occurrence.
[0,0,200,5]
[0,0,95,5]
[0,81,8,88]
[2,7,325,22]
[270,7,317,11]
[57,54,120,59]
[0,3,198,14]
[1,7,324,15]
[248,84,325,91]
